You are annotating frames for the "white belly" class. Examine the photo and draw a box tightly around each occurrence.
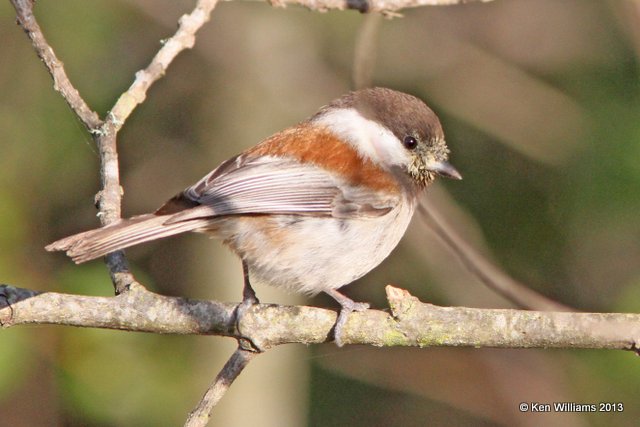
[216,197,416,295]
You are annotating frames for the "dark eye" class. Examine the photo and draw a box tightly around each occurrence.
[403,135,418,150]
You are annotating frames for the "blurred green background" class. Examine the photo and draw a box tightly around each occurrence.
[2,0,640,426]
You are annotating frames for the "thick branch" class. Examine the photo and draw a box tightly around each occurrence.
[0,282,235,335]
[2,284,639,352]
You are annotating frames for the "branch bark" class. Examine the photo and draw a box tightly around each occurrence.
[10,0,101,130]
[11,0,222,295]
[108,0,220,132]
[263,0,496,14]
[10,0,244,422]
[2,284,639,352]
[96,0,221,293]
[184,348,258,427]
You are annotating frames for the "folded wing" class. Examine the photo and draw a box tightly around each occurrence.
[162,153,397,223]
[47,153,399,263]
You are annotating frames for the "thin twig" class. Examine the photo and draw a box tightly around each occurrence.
[9,0,131,291]
[11,0,222,293]
[418,201,573,312]
[107,0,221,132]
[95,0,221,292]
[257,0,496,13]
[93,123,131,293]
[10,0,102,131]
[184,348,258,427]
[10,1,239,423]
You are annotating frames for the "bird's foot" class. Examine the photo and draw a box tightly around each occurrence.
[235,261,261,351]
[326,289,370,347]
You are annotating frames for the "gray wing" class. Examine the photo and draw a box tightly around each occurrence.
[162,154,398,224]
[45,154,400,264]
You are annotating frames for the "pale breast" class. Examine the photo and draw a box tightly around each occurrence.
[217,195,417,295]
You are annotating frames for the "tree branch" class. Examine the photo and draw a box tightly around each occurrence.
[107,0,220,132]
[11,0,222,294]
[263,0,496,14]
[0,282,235,335]
[184,347,258,427]
[10,0,246,421]
[96,0,221,292]
[10,0,102,131]
[2,284,639,352]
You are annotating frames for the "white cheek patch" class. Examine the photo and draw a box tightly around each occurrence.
[314,108,411,168]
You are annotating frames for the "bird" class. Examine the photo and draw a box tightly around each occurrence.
[46,87,461,346]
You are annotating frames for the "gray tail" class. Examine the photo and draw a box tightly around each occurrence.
[45,214,213,264]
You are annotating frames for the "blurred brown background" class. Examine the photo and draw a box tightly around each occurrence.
[1,0,640,426]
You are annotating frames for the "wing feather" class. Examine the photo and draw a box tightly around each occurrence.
[163,154,398,224]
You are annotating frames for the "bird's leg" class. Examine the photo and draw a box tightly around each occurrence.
[326,289,369,347]
[234,260,260,331]
[241,260,259,306]
[231,261,264,352]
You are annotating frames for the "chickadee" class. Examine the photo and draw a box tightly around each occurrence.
[46,87,461,346]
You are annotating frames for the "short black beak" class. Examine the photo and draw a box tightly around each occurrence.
[428,160,462,180]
